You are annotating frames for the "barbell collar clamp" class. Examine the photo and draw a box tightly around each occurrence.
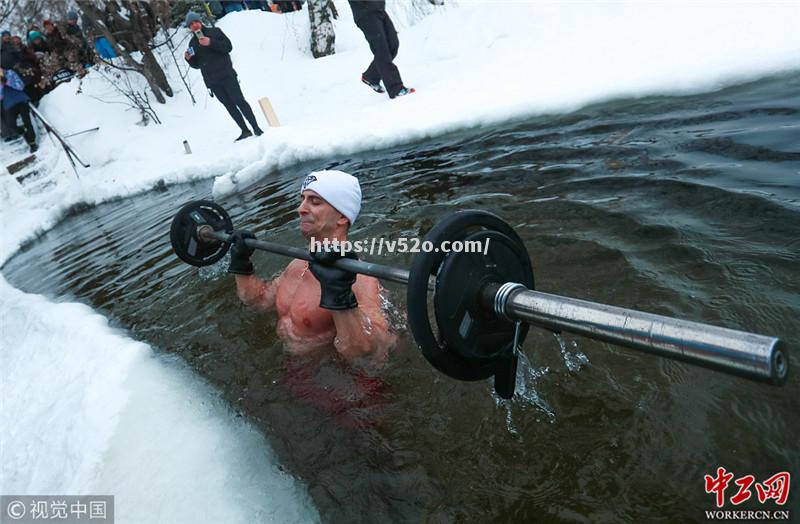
[197,224,219,244]
[493,282,527,322]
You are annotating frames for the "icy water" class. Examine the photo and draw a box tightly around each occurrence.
[5,73,800,522]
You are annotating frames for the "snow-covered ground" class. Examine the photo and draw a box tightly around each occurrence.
[1,1,799,521]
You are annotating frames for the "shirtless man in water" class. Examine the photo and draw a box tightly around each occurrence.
[228,170,394,362]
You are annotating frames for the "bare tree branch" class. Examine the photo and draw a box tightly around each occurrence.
[0,0,23,27]
[77,0,172,104]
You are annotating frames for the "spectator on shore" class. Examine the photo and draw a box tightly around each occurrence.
[183,11,263,141]
[244,1,270,10]
[1,30,21,69]
[206,1,226,18]
[64,10,92,65]
[41,20,70,78]
[64,11,83,38]
[42,20,67,54]
[348,0,414,99]
[3,32,48,103]
[1,68,37,152]
[45,16,89,77]
[0,32,13,141]
[27,31,48,54]
[94,36,116,59]
[20,68,44,105]
[10,37,45,105]
[273,1,303,13]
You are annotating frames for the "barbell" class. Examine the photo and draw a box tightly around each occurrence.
[170,200,789,398]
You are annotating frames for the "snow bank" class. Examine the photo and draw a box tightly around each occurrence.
[0,275,318,523]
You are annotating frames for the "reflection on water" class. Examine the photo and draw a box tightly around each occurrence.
[4,72,800,522]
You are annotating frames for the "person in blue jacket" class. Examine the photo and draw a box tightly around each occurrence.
[94,36,116,59]
[1,67,37,152]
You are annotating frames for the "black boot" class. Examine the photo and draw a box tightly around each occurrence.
[253,127,264,136]
[361,74,385,94]
[235,129,253,142]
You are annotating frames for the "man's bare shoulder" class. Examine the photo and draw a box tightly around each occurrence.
[282,259,307,277]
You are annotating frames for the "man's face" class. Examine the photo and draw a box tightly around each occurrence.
[1,35,10,44]
[68,19,78,26]
[189,21,202,33]
[298,190,348,240]
[44,22,54,34]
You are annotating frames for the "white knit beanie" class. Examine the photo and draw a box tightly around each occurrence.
[300,170,362,225]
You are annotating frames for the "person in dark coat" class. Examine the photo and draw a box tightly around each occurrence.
[1,68,37,151]
[64,11,83,38]
[1,31,21,69]
[11,40,44,105]
[0,32,15,140]
[64,10,92,65]
[348,0,413,99]
[183,11,263,141]
[42,20,68,55]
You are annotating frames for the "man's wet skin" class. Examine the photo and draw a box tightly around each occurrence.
[231,170,396,365]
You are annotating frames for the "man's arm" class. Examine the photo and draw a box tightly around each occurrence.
[207,27,233,53]
[331,276,395,362]
[234,273,281,311]
[185,52,200,68]
[184,37,200,68]
[228,230,277,310]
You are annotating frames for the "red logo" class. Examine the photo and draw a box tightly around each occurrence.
[705,467,791,508]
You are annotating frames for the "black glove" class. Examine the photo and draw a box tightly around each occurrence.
[309,247,358,310]
[227,230,256,275]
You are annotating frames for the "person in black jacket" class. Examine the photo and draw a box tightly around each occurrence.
[348,0,413,99]
[42,20,68,55]
[65,10,91,66]
[0,32,16,140]
[183,12,263,141]
[13,39,45,105]
[1,31,22,69]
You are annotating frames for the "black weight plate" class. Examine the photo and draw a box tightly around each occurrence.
[407,210,534,383]
[170,200,233,267]
[434,229,533,362]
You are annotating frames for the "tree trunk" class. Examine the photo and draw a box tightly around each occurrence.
[128,2,173,98]
[77,0,171,104]
[142,50,173,97]
[307,0,337,59]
